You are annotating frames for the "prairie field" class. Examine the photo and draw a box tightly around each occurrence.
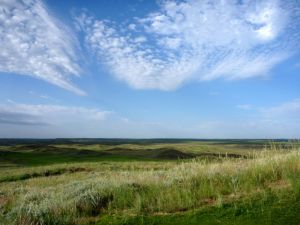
[2,0,300,225]
[0,139,300,225]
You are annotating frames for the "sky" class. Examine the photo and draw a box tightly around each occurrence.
[0,0,299,139]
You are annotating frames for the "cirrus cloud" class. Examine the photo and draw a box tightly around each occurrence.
[0,0,85,95]
[77,0,300,90]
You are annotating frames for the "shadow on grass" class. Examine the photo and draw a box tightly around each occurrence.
[0,166,92,183]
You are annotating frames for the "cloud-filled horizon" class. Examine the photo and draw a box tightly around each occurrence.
[0,99,299,139]
[0,0,299,138]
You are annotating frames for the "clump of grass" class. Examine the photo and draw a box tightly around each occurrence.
[75,190,113,216]
[7,191,74,225]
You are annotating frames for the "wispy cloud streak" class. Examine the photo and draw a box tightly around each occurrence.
[0,0,85,95]
[0,102,110,126]
[78,0,300,90]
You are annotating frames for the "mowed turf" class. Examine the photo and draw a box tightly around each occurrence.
[0,139,300,225]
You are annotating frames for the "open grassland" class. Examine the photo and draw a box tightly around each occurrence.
[0,140,300,225]
[0,139,286,167]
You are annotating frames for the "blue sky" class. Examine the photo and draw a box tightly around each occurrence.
[0,0,299,138]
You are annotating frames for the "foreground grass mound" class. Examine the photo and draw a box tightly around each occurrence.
[0,146,300,224]
[98,191,300,225]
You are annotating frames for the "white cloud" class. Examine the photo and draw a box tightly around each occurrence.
[133,36,147,43]
[0,99,299,139]
[0,0,85,95]
[29,91,58,102]
[237,104,253,110]
[196,119,300,139]
[0,101,178,138]
[0,102,110,126]
[261,98,300,119]
[128,23,136,30]
[197,99,300,138]
[79,0,300,90]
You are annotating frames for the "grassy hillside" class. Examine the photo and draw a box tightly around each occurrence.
[0,139,291,167]
[0,140,299,225]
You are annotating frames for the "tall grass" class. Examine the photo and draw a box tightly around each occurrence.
[1,146,300,225]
